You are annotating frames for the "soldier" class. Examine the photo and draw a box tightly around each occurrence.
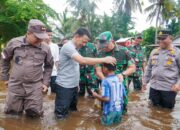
[128,34,146,90]
[142,30,180,109]
[0,19,54,117]
[95,31,136,113]
[79,42,98,96]
[55,28,116,119]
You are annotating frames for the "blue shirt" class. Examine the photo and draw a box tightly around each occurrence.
[101,74,126,115]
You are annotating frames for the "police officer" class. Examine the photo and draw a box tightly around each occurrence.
[128,34,146,90]
[142,30,180,109]
[79,42,98,96]
[1,19,54,117]
[95,31,136,113]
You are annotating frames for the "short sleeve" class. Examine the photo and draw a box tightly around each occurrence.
[63,43,79,58]
[101,80,110,98]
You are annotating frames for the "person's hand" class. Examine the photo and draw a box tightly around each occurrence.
[141,84,147,92]
[78,86,80,92]
[104,56,116,65]
[4,81,8,87]
[171,84,180,92]
[117,74,124,82]
[42,84,48,93]
[92,91,99,98]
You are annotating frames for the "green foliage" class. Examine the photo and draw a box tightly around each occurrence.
[113,0,142,16]
[0,0,59,50]
[168,19,180,37]
[142,27,156,58]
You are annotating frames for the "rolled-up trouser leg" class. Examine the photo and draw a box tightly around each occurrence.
[24,82,43,118]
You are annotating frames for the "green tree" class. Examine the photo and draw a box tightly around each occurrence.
[0,0,59,50]
[113,0,142,16]
[145,0,177,44]
[142,27,156,57]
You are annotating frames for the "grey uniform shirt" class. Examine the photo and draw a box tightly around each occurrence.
[144,46,180,91]
[56,40,79,88]
[0,36,54,87]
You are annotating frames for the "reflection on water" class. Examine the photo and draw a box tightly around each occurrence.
[0,80,180,130]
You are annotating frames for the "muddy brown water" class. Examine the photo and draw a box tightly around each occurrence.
[0,81,180,130]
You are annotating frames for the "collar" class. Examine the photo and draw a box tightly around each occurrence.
[24,36,42,49]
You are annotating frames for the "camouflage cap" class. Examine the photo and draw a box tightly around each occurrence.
[96,31,113,44]
[28,19,48,39]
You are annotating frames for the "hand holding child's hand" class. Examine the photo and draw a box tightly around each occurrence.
[92,91,98,98]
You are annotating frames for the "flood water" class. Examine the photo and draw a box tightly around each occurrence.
[0,81,180,130]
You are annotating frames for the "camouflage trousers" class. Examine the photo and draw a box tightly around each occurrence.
[79,73,98,96]
[128,75,142,90]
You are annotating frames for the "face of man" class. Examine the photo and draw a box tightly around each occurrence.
[47,32,53,43]
[158,36,172,49]
[135,37,143,45]
[75,35,90,48]
[98,40,114,52]
[27,32,43,45]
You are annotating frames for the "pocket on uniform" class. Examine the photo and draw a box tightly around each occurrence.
[13,49,26,65]
[33,51,45,66]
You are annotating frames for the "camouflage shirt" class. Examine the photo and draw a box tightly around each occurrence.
[79,42,97,84]
[98,44,134,75]
[128,44,146,77]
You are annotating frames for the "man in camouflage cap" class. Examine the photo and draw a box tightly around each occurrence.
[79,42,98,96]
[128,34,146,90]
[1,19,53,117]
[95,31,136,113]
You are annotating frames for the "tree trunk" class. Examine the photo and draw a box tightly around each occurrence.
[155,5,161,44]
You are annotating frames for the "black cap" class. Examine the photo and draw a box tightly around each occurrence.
[157,30,172,38]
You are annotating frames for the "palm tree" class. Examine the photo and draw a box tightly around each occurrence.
[145,0,176,44]
[113,0,142,16]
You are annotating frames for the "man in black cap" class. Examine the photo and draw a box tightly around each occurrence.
[1,19,53,117]
[142,30,180,109]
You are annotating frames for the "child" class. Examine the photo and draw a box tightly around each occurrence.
[92,63,127,126]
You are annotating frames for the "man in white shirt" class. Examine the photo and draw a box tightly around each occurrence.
[46,28,60,93]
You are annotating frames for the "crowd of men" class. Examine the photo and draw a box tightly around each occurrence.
[1,19,180,126]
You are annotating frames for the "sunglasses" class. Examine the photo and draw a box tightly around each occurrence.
[157,36,167,41]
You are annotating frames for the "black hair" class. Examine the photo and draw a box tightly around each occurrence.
[46,28,52,32]
[102,63,116,71]
[74,27,91,39]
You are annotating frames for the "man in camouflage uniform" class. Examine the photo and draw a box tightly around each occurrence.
[79,42,98,96]
[128,34,146,90]
[95,31,136,112]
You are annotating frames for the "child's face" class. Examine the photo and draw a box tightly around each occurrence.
[102,66,108,76]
